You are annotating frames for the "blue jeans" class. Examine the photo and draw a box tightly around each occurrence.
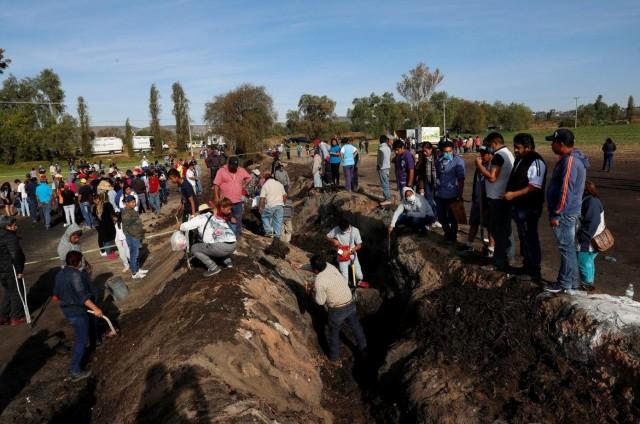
[262,205,284,237]
[423,184,437,214]
[20,198,30,216]
[578,251,598,285]
[80,201,93,227]
[160,185,168,204]
[512,205,542,279]
[67,314,90,374]
[378,169,391,201]
[488,199,514,269]
[230,202,244,237]
[343,165,354,192]
[148,192,161,214]
[126,235,141,274]
[327,302,367,361]
[436,197,458,241]
[40,202,51,228]
[552,214,579,289]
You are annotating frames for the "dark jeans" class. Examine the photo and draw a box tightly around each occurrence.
[396,213,435,230]
[602,153,613,172]
[343,165,354,192]
[0,273,23,320]
[330,163,340,186]
[67,313,89,374]
[488,198,514,268]
[28,198,38,222]
[436,197,458,241]
[328,302,367,361]
[230,202,244,237]
[512,205,542,279]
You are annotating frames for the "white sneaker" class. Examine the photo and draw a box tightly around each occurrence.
[432,221,443,229]
[132,272,146,279]
[138,269,149,274]
[122,267,130,273]
[100,252,107,257]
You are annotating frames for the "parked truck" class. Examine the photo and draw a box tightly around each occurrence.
[92,137,123,155]
[132,136,153,152]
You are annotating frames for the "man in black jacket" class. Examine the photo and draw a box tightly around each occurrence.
[504,133,547,283]
[601,138,616,172]
[0,216,26,325]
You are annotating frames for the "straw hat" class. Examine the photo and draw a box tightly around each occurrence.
[197,204,212,214]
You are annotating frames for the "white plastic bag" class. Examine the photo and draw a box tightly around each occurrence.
[170,231,188,251]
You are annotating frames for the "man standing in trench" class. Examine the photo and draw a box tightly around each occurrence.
[307,254,367,366]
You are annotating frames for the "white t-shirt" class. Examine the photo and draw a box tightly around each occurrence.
[485,146,514,199]
[259,178,286,208]
[525,159,546,188]
[186,168,197,190]
[17,182,27,199]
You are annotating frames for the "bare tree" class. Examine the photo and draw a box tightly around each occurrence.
[627,95,635,123]
[396,63,444,108]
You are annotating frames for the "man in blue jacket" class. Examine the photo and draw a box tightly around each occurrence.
[544,129,589,293]
[435,140,465,241]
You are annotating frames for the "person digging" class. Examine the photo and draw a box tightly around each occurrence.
[326,218,369,289]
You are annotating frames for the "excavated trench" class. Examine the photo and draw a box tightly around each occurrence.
[290,188,640,423]
[3,160,638,423]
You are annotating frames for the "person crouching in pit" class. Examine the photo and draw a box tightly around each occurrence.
[388,187,436,234]
[53,251,102,382]
[179,198,236,277]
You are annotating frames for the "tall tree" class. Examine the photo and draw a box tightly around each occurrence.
[77,96,91,155]
[204,83,276,154]
[396,62,444,120]
[149,84,162,156]
[171,82,190,152]
[297,94,336,138]
[124,118,134,156]
[0,48,10,74]
[627,95,635,123]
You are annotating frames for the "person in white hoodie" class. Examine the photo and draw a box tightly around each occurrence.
[388,187,436,233]
[113,213,130,273]
[179,200,237,277]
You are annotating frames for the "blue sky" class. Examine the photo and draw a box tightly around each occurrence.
[1,0,639,125]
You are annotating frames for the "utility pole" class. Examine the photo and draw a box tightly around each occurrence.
[442,99,447,137]
[573,97,579,128]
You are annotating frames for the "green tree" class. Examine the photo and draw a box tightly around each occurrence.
[451,100,486,133]
[608,103,621,122]
[204,83,276,154]
[593,94,608,125]
[627,95,635,123]
[0,48,10,74]
[124,118,134,156]
[149,84,162,156]
[285,110,302,134]
[171,82,190,152]
[77,96,91,155]
[348,92,406,136]
[497,102,533,131]
[297,94,336,139]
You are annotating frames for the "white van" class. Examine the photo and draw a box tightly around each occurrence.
[132,136,153,152]
[92,137,123,155]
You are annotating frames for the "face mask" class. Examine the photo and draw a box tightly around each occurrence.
[443,152,453,161]
[406,195,415,203]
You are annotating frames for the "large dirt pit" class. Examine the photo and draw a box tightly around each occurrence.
[1,160,639,423]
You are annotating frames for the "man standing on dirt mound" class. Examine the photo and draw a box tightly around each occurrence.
[213,157,251,237]
[544,129,589,294]
[307,254,367,365]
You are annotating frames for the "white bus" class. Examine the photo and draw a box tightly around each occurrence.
[92,137,123,155]
[132,136,153,152]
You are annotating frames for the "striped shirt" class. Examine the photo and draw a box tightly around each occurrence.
[314,263,352,308]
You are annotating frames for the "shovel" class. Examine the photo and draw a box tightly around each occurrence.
[87,310,118,338]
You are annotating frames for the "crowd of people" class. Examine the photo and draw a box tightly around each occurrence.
[0,128,617,377]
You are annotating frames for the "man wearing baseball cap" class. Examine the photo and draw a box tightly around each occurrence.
[544,128,589,294]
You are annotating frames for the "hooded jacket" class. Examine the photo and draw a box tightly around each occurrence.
[390,187,435,227]
[57,224,83,267]
[0,228,25,274]
[547,149,589,219]
[577,195,605,252]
